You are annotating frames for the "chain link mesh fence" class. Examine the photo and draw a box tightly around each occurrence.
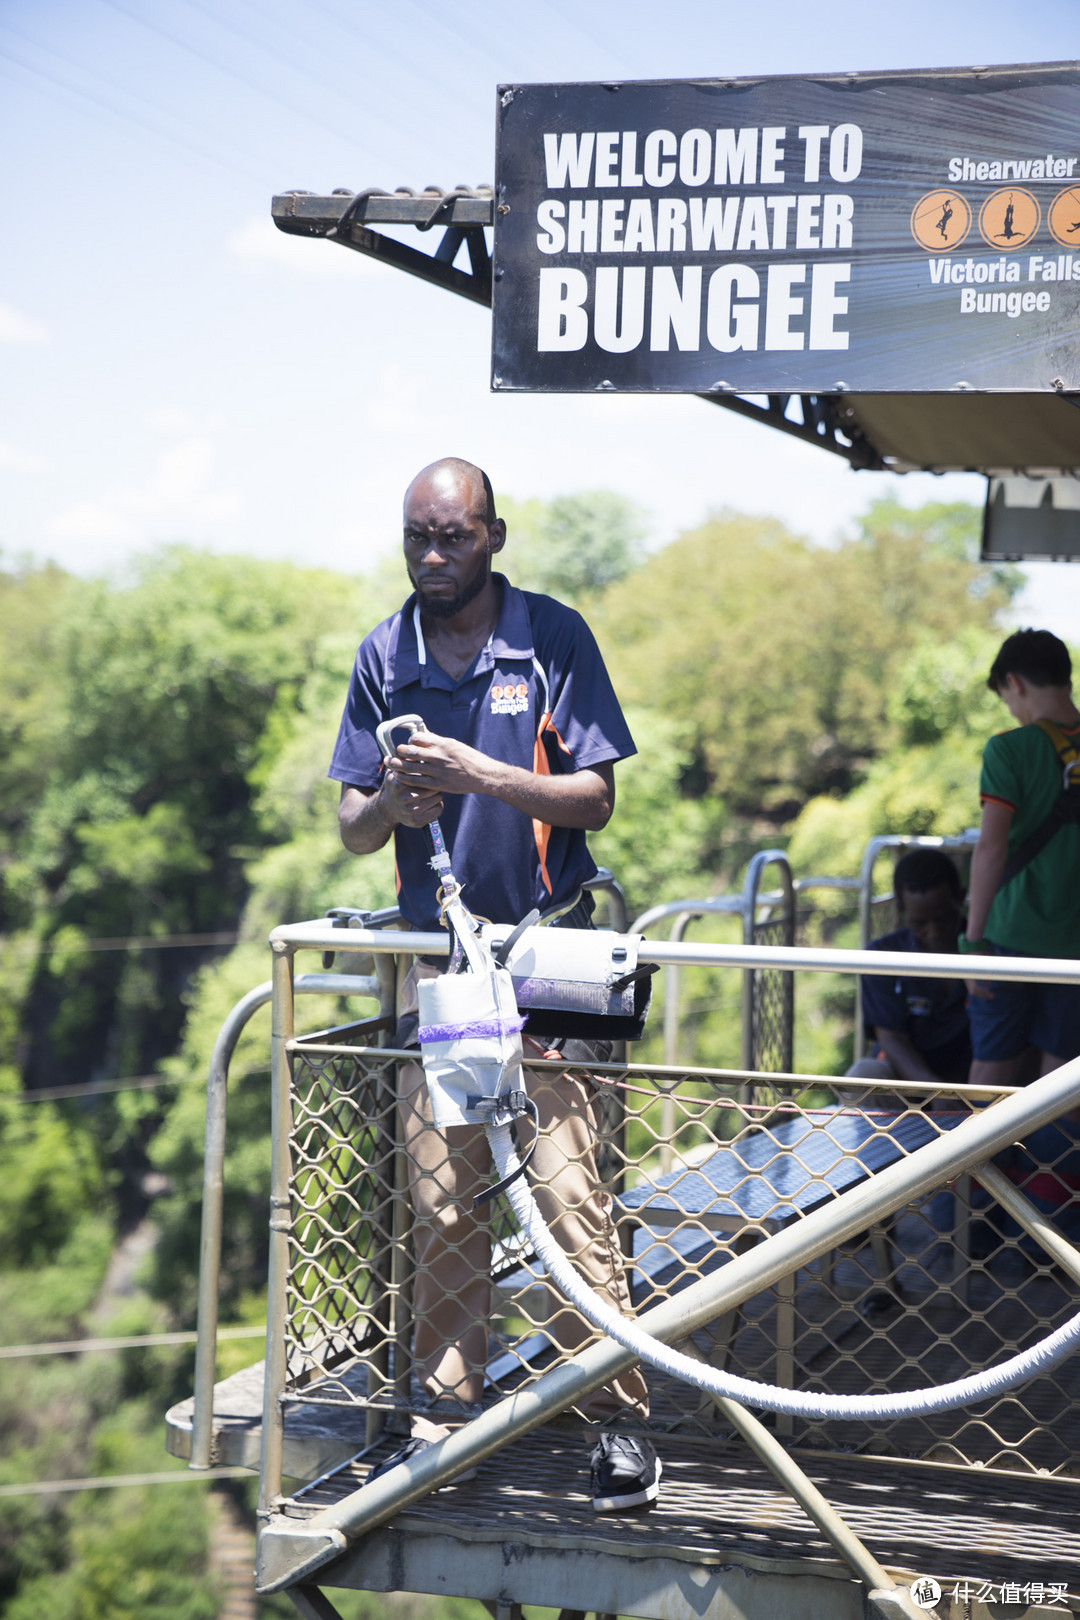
[280,1030,1080,1482]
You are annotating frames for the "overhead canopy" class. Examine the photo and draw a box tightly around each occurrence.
[273,62,1080,557]
[273,185,1080,479]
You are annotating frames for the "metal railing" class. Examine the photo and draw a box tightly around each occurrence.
[250,920,1080,1606]
[181,843,1080,1612]
[243,920,1080,1522]
[631,855,861,1092]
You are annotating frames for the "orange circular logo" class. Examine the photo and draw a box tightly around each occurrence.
[911,190,971,251]
[1048,185,1080,249]
[978,187,1040,250]
[491,684,503,700]
[516,683,528,698]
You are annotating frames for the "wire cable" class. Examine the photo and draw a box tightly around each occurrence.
[0,1324,266,1360]
[0,1468,250,1498]
[0,38,263,184]
[9,1063,268,1104]
[99,0,372,155]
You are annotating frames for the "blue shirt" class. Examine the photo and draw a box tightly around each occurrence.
[328,576,636,931]
[861,926,971,1079]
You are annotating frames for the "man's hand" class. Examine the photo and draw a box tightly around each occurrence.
[380,769,445,829]
[341,725,615,855]
[385,727,495,799]
[380,723,614,832]
[338,773,444,855]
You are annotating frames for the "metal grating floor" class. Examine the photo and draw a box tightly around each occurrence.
[286,1429,1080,1595]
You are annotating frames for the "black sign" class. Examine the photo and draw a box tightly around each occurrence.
[491,65,1080,394]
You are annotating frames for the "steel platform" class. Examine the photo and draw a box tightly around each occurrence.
[170,1357,1080,1617]
[275,1429,1080,1619]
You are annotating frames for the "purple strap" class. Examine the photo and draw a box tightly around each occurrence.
[418,1016,526,1043]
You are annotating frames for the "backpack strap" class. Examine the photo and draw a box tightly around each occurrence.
[997,720,1080,890]
[1034,717,1080,784]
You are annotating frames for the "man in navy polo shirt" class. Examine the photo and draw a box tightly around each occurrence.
[329,457,657,1513]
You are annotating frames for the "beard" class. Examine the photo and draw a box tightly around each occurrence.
[410,554,491,619]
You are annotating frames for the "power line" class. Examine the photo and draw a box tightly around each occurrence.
[2,930,242,958]
[0,1468,251,1498]
[17,1073,182,1103]
[0,1324,266,1360]
[12,1062,268,1103]
[0,16,269,179]
[0,38,263,185]
[100,0,372,156]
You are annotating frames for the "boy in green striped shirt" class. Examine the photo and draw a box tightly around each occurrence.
[964,628,1080,1089]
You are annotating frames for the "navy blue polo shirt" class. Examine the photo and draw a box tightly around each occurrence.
[328,576,636,931]
[861,927,971,1079]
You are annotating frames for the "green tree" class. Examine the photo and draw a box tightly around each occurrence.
[501,490,648,602]
[593,502,1009,822]
[786,625,1007,875]
[2,549,368,1090]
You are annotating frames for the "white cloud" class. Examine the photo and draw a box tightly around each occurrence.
[227,217,391,279]
[0,440,46,473]
[0,300,48,344]
[45,438,244,549]
[146,407,227,435]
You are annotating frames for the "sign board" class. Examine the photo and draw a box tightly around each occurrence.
[491,64,1080,395]
[982,475,1080,560]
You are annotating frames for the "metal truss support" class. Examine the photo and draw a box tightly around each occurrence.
[272,188,493,307]
[272,189,895,464]
[700,389,887,469]
[287,1587,346,1620]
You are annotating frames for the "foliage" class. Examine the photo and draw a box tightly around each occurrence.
[2,1481,219,1620]
[0,549,367,1091]
[786,625,1008,876]
[593,501,1010,816]
[1,491,1031,1617]
[500,490,648,601]
[0,1099,105,1267]
[589,707,723,923]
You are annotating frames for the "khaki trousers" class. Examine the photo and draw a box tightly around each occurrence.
[398,962,648,1438]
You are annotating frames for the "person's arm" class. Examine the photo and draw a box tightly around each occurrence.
[385,728,616,831]
[874,1027,948,1087]
[966,799,1013,940]
[338,774,445,854]
[963,798,1013,998]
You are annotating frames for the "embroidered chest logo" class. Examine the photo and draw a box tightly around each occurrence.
[490,681,529,716]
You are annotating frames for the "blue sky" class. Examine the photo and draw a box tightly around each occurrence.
[2,0,1079,626]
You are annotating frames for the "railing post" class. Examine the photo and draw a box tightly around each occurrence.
[660,912,695,1172]
[855,836,890,1060]
[375,949,415,1437]
[190,980,273,1469]
[259,940,295,1515]
[365,952,401,1448]
[741,851,795,1081]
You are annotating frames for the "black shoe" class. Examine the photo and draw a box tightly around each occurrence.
[367,1435,477,1486]
[589,1433,661,1512]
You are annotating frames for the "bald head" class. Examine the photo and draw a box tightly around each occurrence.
[402,457,505,621]
[404,458,497,528]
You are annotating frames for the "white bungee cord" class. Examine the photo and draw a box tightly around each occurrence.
[485,1118,1080,1421]
[379,709,1080,1424]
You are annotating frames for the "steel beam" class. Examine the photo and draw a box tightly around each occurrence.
[272,191,493,306]
[700,391,887,469]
